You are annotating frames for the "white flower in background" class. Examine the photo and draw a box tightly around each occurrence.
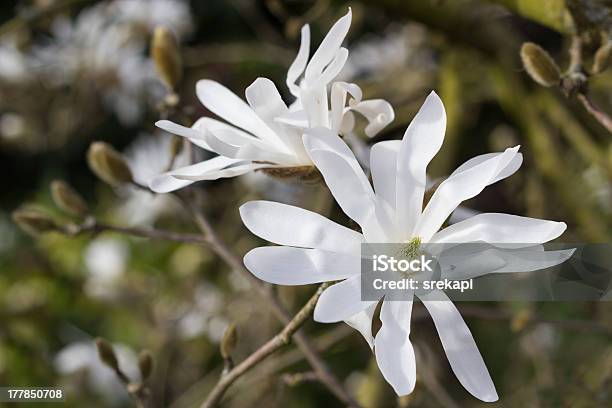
[239,92,572,400]
[150,9,395,193]
[177,283,228,341]
[338,24,411,81]
[84,238,129,299]
[0,112,27,141]
[54,340,138,403]
[338,24,436,83]
[34,4,156,125]
[110,0,193,38]
[32,0,192,125]
[0,37,31,82]
[118,133,188,226]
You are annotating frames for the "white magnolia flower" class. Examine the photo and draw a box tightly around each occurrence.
[239,92,572,401]
[150,9,395,193]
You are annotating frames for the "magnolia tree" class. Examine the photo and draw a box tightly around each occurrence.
[7,1,612,407]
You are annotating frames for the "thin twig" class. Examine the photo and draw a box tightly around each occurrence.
[576,93,612,133]
[62,217,207,244]
[200,283,330,408]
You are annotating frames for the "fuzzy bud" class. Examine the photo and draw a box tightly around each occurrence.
[520,42,561,87]
[151,26,182,90]
[138,350,154,381]
[220,323,237,360]
[95,338,120,372]
[87,142,133,186]
[593,42,612,74]
[12,209,58,235]
[50,180,89,217]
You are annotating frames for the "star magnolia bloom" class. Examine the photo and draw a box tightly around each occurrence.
[150,9,395,193]
[240,92,572,401]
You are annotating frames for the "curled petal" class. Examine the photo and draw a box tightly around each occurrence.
[350,99,395,137]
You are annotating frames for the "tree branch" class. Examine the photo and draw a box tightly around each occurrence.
[201,283,330,408]
[69,218,208,244]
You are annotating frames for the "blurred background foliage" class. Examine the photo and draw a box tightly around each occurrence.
[0,0,611,407]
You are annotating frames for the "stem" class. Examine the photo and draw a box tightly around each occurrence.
[201,283,330,408]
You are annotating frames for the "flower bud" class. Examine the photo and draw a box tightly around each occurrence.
[138,350,154,381]
[95,337,120,372]
[12,209,58,235]
[87,142,133,186]
[520,42,561,87]
[50,180,89,217]
[151,26,182,90]
[592,42,612,74]
[220,323,237,360]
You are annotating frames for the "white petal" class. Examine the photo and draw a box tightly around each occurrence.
[303,128,371,192]
[205,127,298,164]
[307,148,376,231]
[490,247,575,274]
[148,156,244,193]
[396,91,446,237]
[437,247,508,280]
[239,200,364,254]
[415,146,520,241]
[431,213,567,247]
[172,162,272,181]
[314,275,377,322]
[286,24,310,96]
[350,99,395,137]
[245,77,291,146]
[274,109,309,129]
[330,81,362,135]
[451,152,523,184]
[148,173,194,193]
[304,8,352,83]
[196,79,280,145]
[370,140,401,212]
[316,47,349,86]
[344,304,377,349]
[244,247,360,285]
[300,85,329,127]
[156,119,212,151]
[374,298,416,396]
[421,290,498,402]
